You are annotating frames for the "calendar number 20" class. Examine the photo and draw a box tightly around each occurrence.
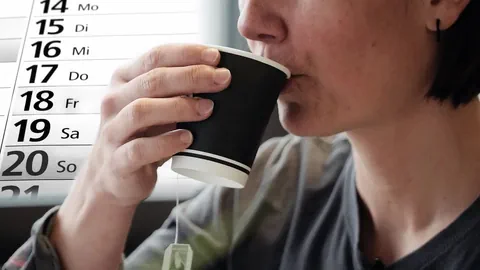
[2,151,49,177]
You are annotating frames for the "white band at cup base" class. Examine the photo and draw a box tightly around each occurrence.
[171,152,250,189]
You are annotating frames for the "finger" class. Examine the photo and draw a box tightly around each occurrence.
[129,124,174,145]
[154,158,170,169]
[105,96,214,144]
[143,124,176,138]
[112,129,193,174]
[107,65,230,113]
[112,44,221,83]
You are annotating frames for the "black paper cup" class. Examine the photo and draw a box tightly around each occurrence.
[171,45,291,188]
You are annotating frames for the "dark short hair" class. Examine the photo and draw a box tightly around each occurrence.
[427,0,480,108]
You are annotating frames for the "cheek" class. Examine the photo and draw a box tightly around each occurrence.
[293,3,371,78]
[292,1,431,115]
[290,10,373,112]
[292,18,374,113]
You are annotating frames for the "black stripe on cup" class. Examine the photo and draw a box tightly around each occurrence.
[175,152,251,175]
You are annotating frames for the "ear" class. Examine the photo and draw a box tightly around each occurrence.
[425,0,471,31]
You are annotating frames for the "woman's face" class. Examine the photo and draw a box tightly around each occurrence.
[238,0,439,136]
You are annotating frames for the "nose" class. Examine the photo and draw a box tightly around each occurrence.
[237,0,287,44]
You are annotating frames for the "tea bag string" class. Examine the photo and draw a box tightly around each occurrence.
[175,173,179,244]
[175,90,192,244]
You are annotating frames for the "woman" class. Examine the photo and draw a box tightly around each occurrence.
[3,0,479,269]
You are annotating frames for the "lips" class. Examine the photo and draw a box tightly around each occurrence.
[280,75,301,95]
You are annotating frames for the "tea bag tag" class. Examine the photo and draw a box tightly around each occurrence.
[162,174,193,270]
[162,243,194,270]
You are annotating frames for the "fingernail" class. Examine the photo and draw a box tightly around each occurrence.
[180,131,192,144]
[214,68,231,85]
[202,48,219,63]
[197,99,214,115]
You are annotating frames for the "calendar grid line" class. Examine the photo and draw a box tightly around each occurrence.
[18,85,108,88]
[5,144,93,147]
[0,179,74,181]
[0,38,22,41]
[73,0,193,3]
[13,113,101,116]
[24,58,130,62]
[0,16,27,20]
[31,32,198,39]
[34,11,196,18]
[93,0,193,2]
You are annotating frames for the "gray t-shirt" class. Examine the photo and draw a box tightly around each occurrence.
[3,135,480,270]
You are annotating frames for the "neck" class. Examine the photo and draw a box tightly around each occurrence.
[347,99,480,264]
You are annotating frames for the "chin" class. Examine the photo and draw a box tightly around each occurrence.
[277,101,324,137]
[277,99,343,137]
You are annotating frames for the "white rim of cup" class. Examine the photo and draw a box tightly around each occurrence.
[206,44,291,79]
